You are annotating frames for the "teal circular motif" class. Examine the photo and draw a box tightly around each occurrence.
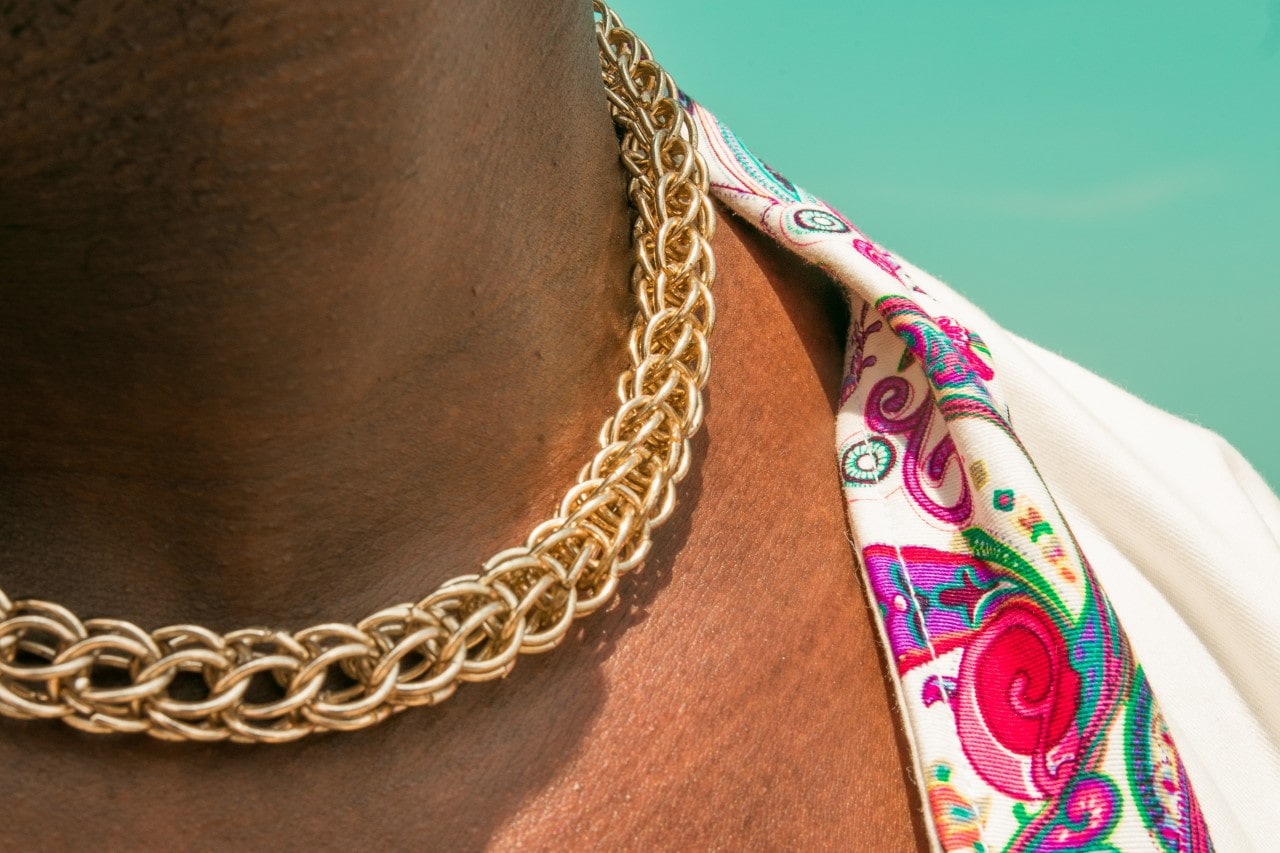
[792,207,850,234]
[841,436,896,486]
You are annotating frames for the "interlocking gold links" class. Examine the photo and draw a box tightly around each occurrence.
[0,2,715,743]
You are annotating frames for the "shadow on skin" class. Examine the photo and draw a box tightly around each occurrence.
[0,427,707,851]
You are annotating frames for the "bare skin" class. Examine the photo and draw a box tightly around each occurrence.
[0,2,925,849]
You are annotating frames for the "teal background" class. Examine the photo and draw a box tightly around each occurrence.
[612,0,1280,489]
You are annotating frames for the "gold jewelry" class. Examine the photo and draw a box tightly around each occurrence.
[0,2,715,743]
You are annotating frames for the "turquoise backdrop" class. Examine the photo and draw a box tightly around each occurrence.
[612,0,1280,489]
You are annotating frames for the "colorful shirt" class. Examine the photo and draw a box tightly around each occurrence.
[685,97,1280,851]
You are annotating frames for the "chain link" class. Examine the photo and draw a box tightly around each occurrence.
[0,1,715,743]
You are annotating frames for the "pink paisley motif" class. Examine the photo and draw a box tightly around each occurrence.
[852,238,904,283]
[937,316,995,381]
[953,601,1082,800]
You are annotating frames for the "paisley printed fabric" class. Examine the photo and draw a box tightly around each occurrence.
[685,98,1214,852]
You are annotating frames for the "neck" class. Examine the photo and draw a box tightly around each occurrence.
[0,1,633,630]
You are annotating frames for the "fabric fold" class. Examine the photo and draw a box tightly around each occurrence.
[683,96,1280,851]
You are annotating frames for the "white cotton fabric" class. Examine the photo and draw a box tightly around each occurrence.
[898,257,1280,850]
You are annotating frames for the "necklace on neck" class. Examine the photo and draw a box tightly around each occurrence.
[0,1,716,744]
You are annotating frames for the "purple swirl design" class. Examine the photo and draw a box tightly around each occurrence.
[865,375,972,525]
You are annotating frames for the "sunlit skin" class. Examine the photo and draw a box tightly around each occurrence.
[0,1,925,847]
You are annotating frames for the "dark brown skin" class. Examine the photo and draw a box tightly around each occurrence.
[0,2,926,849]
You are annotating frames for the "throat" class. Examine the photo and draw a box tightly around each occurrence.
[0,0,634,631]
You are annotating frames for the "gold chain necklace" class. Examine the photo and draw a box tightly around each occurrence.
[0,2,715,744]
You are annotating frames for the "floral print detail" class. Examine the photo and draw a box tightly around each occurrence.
[686,99,1214,852]
[864,545,999,667]
[854,238,906,283]
[929,762,991,852]
[1127,677,1213,853]
[878,295,1007,431]
[1028,774,1124,852]
[938,316,995,381]
[705,112,803,204]
[841,302,883,404]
